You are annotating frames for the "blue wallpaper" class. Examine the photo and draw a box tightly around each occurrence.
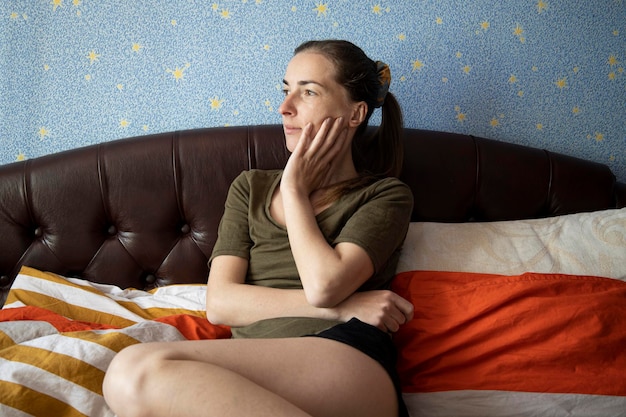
[2,1,625,182]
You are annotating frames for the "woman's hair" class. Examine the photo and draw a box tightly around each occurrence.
[294,39,404,179]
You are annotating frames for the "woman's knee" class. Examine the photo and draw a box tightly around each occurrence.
[103,343,160,415]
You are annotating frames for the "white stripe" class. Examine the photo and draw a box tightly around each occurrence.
[10,275,146,322]
[403,390,626,417]
[0,403,33,417]
[110,320,189,344]
[0,358,114,417]
[15,322,187,371]
[1,301,26,309]
[19,334,118,372]
[12,273,205,317]
[0,321,58,345]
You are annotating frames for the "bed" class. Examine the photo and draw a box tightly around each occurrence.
[0,125,625,416]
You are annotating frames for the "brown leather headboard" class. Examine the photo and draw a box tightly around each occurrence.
[1,125,624,306]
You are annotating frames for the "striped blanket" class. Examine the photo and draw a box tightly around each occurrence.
[0,267,230,417]
[3,268,626,417]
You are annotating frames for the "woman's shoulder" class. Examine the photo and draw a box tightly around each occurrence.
[238,169,282,181]
[233,169,282,187]
[366,176,413,201]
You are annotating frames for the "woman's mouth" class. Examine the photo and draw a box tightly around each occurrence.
[283,125,301,136]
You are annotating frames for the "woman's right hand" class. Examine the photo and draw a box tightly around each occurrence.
[333,290,414,333]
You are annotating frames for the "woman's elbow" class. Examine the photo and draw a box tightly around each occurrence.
[303,283,344,308]
[205,292,228,325]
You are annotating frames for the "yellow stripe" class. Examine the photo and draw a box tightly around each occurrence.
[116,301,206,320]
[0,329,16,349]
[64,330,141,353]
[0,380,89,417]
[3,345,105,394]
[3,290,138,328]
[8,287,204,322]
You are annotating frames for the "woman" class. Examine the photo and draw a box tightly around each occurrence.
[103,39,414,417]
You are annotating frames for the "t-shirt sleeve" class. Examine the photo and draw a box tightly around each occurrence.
[334,179,413,274]
[209,172,253,263]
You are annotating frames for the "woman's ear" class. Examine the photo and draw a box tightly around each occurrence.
[348,102,368,127]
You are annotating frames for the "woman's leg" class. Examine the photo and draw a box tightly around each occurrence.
[103,336,398,417]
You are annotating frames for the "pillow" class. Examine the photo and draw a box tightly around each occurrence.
[397,207,626,280]
[392,270,626,417]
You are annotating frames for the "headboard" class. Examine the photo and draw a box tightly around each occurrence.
[1,125,624,306]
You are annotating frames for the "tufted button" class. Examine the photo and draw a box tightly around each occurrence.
[144,274,157,285]
[34,227,43,237]
[180,224,191,234]
[107,225,117,235]
[0,275,10,287]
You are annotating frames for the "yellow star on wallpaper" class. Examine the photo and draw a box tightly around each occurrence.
[313,3,328,17]
[608,55,618,66]
[508,74,518,83]
[10,12,19,19]
[537,1,548,13]
[456,112,466,122]
[536,123,544,130]
[132,43,143,53]
[436,17,443,25]
[573,106,581,114]
[594,132,604,142]
[220,9,231,19]
[412,59,424,71]
[555,77,567,89]
[87,50,101,64]
[490,118,500,127]
[38,127,50,139]
[209,96,224,110]
[372,4,382,15]
[480,21,490,31]
[211,3,219,11]
[51,0,62,12]
[166,63,191,81]
[462,65,471,74]
[16,152,26,162]
[120,119,129,128]
[73,0,81,5]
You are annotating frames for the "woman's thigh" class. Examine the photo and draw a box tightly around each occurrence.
[127,336,398,417]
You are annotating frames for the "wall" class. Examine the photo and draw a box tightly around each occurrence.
[2,1,625,182]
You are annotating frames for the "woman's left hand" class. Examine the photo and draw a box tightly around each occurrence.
[281,117,350,196]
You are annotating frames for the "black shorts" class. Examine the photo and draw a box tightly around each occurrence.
[308,318,409,417]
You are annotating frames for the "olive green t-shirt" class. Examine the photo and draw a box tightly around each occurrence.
[210,169,413,338]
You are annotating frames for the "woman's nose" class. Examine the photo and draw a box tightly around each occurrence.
[279,94,295,116]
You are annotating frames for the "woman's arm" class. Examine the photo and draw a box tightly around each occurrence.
[206,255,335,327]
[280,118,380,307]
[205,255,413,331]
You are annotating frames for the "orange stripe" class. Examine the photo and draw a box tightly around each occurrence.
[392,271,626,396]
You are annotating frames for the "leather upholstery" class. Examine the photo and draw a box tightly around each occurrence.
[1,125,624,306]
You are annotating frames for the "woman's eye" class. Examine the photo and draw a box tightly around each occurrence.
[304,90,316,96]
[281,89,290,96]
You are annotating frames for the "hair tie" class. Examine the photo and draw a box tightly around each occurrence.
[375,61,391,108]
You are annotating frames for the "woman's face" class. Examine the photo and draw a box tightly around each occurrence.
[279,52,361,152]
